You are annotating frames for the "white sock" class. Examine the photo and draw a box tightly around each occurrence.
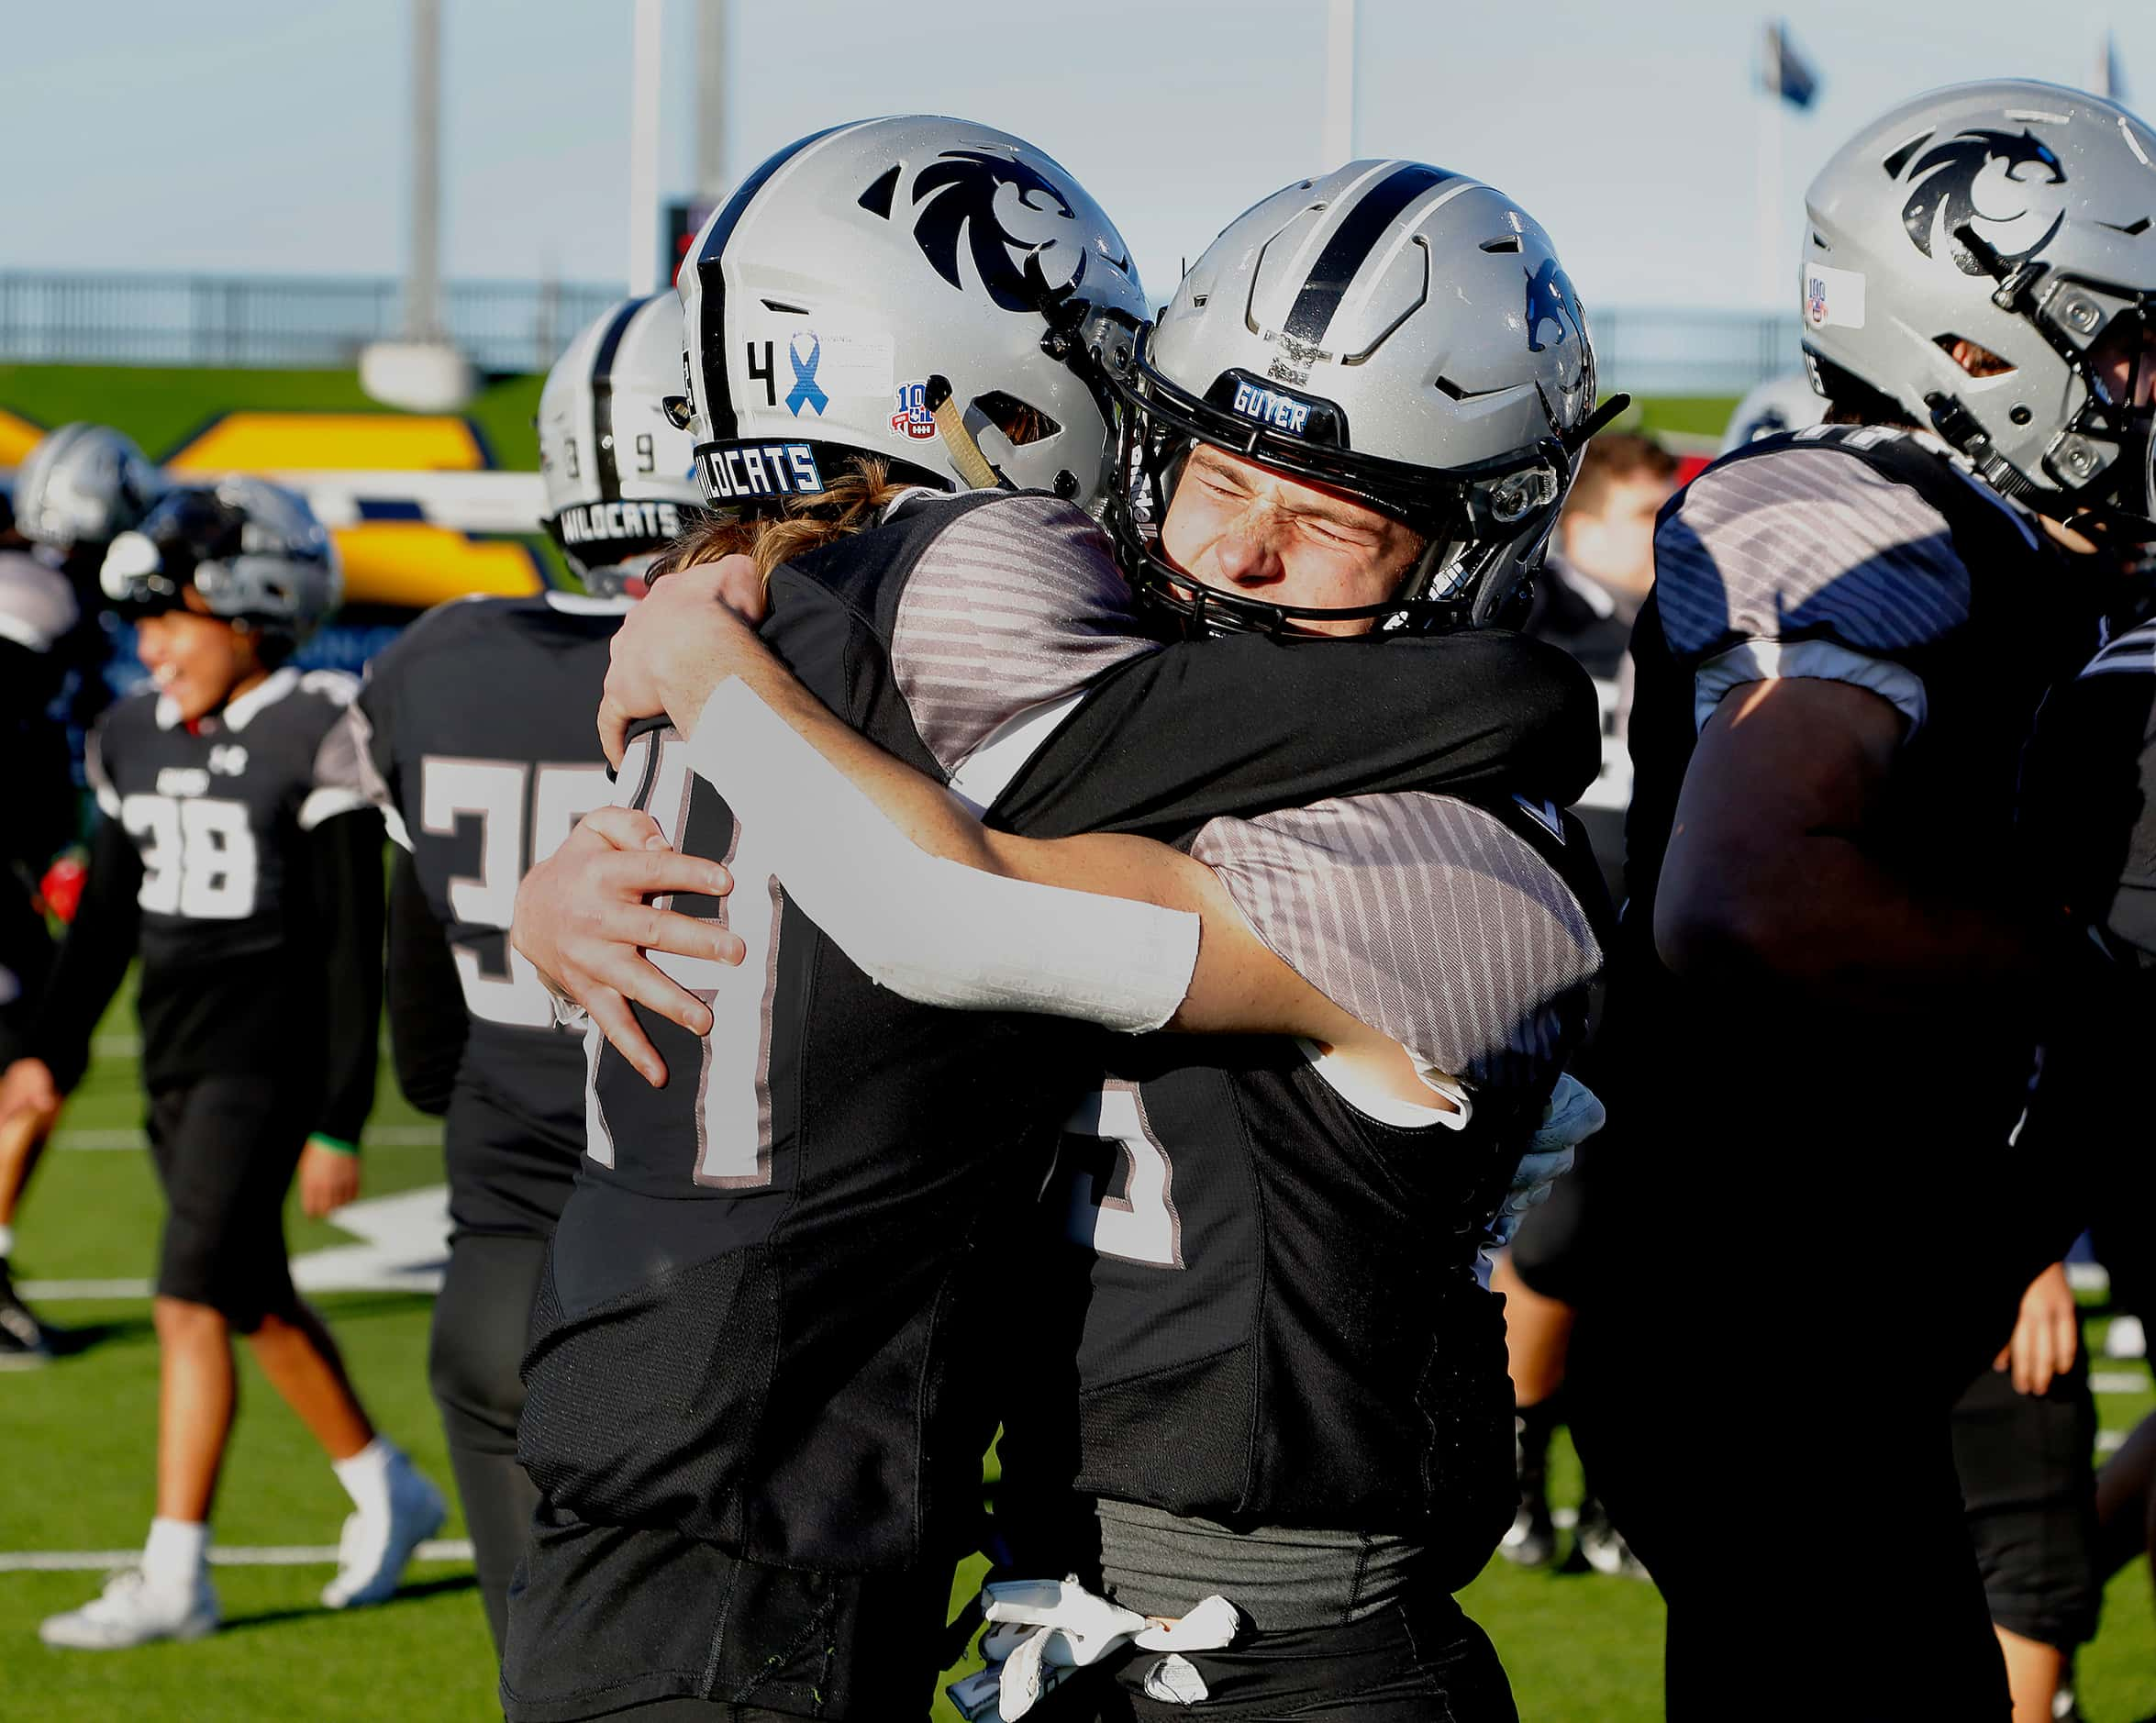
[142,1517,208,1588]
[331,1438,397,1516]
[0,1221,16,1260]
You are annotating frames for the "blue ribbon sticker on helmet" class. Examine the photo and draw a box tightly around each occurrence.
[785,335,828,417]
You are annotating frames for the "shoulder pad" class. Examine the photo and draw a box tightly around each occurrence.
[1656,434,1979,664]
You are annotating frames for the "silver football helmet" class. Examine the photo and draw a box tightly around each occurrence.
[1102,161,1622,635]
[1803,80,2156,527]
[102,477,340,643]
[1719,372,1828,452]
[674,115,1149,511]
[538,295,706,597]
[14,423,161,556]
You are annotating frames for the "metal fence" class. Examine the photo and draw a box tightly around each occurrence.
[0,271,1805,395]
[1593,306,1805,400]
[0,273,626,374]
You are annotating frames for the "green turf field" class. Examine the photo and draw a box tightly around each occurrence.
[7,995,2156,1720]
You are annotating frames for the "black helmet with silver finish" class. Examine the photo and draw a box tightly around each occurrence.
[102,477,339,647]
[14,423,161,557]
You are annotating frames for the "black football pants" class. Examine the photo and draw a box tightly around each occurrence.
[1049,1588,1517,1722]
[431,1228,549,1660]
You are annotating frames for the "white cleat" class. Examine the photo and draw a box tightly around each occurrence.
[39,1568,219,1649]
[319,1456,446,1609]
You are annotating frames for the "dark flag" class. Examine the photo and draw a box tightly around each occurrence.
[1761,19,1819,111]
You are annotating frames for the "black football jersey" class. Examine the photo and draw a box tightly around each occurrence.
[2012,603,2156,1202]
[1600,427,2102,1300]
[344,594,625,1234]
[1006,789,1607,1587]
[82,668,373,1088]
[517,489,1604,1573]
[1524,551,1634,903]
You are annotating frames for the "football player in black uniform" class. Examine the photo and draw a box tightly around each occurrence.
[519,132,1612,1722]
[0,426,161,1362]
[0,479,444,1649]
[2026,581,2156,1675]
[336,293,703,1659]
[1567,81,2156,1717]
[1501,431,1676,1576]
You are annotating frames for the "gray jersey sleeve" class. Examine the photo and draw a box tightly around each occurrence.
[84,720,119,819]
[890,493,1154,776]
[1654,445,1978,737]
[1187,791,1602,1094]
[295,671,378,832]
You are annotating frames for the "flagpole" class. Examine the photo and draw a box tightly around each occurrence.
[628,0,664,297]
[1758,75,1783,308]
[1322,0,1357,168]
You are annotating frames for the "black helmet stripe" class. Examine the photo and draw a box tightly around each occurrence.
[587,295,648,504]
[1281,162,1457,347]
[694,122,857,443]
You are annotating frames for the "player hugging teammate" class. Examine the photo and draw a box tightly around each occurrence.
[511,117,1615,1722]
[0,479,443,1649]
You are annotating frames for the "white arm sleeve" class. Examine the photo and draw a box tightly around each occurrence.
[679,678,1200,1034]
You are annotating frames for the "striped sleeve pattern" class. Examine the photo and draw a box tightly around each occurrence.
[2082,617,2156,681]
[892,494,1156,775]
[1655,447,1973,663]
[1189,792,1602,1091]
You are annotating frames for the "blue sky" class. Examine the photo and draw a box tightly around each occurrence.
[6,0,2150,314]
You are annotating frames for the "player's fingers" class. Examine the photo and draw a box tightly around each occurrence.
[2055,1304,2079,1378]
[712,553,769,624]
[577,805,668,853]
[583,986,669,1087]
[597,693,635,770]
[632,905,745,967]
[599,950,716,1038]
[605,848,732,900]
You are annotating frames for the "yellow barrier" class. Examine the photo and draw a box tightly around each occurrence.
[166,412,489,474]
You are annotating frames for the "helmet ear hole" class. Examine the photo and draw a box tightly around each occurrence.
[971,392,1060,447]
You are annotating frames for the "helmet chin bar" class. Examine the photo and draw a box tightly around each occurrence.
[1923,222,2156,541]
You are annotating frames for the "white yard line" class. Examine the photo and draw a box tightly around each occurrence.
[0,1540,472,1573]
[2100,1428,2128,1455]
[52,1125,442,1152]
[18,1278,153,1301]
[2092,1371,2149,1395]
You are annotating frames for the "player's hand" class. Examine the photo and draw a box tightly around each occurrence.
[597,561,763,769]
[0,1058,61,1128]
[1995,1261,2078,1396]
[510,805,743,1087]
[298,1139,361,1218]
[1484,1073,1604,1251]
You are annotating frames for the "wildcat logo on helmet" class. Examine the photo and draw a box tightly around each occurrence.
[696,441,827,501]
[908,149,1103,314]
[555,500,687,547]
[1230,379,1315,437]
[891,381,938,440]
[1895,128,2066,277]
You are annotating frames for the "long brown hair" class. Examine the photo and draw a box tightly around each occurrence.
[652,458,913,584]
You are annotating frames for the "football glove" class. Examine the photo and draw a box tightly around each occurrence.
[1484,1072,1605,1252]
[946,1575,1240,1722]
